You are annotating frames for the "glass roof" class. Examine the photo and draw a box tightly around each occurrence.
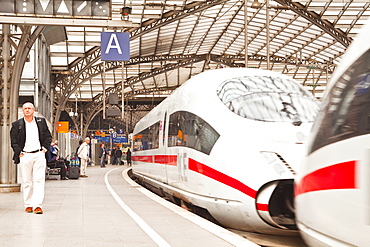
[49,0,370,102]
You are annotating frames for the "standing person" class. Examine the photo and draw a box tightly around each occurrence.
[115,147,122,165]
[99,143,106,168]
[10,102,52,214]
[77,137,90,177]
[126,148,132,166]
[110,146,116,165]
[75,139,83,164]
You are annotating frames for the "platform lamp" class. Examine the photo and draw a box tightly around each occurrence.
[120,7,132,21]
[251,0,262,9]
[68,92,78,117]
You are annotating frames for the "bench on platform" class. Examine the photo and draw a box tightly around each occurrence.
[46,167,61,180]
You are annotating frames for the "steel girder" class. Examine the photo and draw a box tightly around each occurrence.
[52,0,232,133]
[54,50,337,137]
[61,55,205,137]
[274,0,351,48]
[53,0,229,107]
[52,0,351,136]
[126,0,230,38]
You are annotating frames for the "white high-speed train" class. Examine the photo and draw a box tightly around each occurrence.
[295,19,370,246]
[131,68,319,235]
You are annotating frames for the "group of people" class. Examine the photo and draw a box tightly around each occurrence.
[99,144,131,168]
[10,102,132,215]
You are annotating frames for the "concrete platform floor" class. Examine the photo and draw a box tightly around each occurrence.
[0,164,258,247]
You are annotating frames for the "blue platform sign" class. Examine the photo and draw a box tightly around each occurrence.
[101,32,130,61]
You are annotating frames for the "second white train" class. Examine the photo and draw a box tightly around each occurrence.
[131,68,319,235]
[295,18,370,246]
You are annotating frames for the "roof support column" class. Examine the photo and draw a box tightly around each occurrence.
[122,62,125,119]
[0,25,19,192]
[244,0,248,68]
[103,61,106,119]
[266,0,270,70]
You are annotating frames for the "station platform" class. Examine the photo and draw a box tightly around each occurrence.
[0,164,259,247]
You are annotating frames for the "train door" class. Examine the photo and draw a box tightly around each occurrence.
[162,112,169,184]
[177,152,188,182]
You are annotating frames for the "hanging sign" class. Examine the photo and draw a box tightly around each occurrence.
[101,32,130,61]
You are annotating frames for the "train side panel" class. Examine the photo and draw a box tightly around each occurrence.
[296,135,370,246]
[295,18,370,247]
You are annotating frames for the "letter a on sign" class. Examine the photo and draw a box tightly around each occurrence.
[101,32,130,61]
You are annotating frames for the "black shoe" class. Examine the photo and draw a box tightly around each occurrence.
[62,177,69,180]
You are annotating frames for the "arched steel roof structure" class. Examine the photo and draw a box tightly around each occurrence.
[48,0,369,135]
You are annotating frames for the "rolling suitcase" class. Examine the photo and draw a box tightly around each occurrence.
[69,157,80,179]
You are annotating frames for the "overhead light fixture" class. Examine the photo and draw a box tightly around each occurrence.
[69,111,77,117]
[60,70,71,75]
[120,7,132,20]
[251,0,262,9]
[120,7,132,15]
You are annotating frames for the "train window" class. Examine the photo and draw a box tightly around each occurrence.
[309,48,370,154]
[217,76,318,123]
[168,111,220,155]
[133,122,160,151]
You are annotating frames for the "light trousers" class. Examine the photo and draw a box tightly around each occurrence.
[80,158,88,175]
[20,151,46,209]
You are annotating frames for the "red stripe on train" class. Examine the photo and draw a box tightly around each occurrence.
[153,155,177,166]
[132,155,153,163]
[132,155,259,200]
[295,160,357,196]
[256,203,269,211]
[188,158,257,199]
[132,155,177,165]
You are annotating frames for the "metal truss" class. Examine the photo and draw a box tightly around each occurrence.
[54,52,207,104]
[54,49,338,137]
[126,0,230,37]
[54,0,351,135]
[58,55,205,137]
[213,54,336,73]
[52,0,234,127]
[274,0,352,48]
[52,0,354,136]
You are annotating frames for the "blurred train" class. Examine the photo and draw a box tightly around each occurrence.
[295,20,370,246]
[131,68,319,235]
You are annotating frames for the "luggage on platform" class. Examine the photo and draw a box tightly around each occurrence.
[69,166,80,179]
[69,157,80,179]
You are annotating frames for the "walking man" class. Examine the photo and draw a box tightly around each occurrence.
[77,137,90,177]
[10,102,52,214]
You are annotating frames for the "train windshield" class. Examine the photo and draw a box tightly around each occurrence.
[308,48,370,154]
[217,76,319,123]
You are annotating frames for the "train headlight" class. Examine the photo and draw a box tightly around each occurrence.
[260,151,295,176]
